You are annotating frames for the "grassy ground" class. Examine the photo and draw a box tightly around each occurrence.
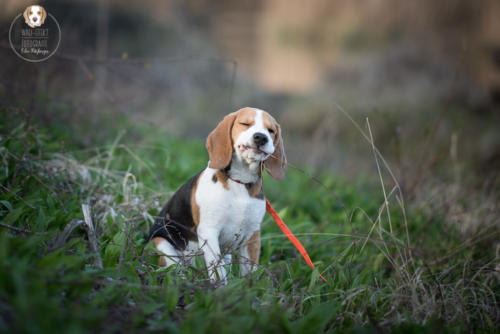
[0,107,498,333]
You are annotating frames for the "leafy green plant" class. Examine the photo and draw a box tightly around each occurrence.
[0,107,498,333]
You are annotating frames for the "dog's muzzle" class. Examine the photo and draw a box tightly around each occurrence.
[253,132,268,147]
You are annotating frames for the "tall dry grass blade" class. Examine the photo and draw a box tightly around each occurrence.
[104,130,125,173]
[360,186,397,253]
[366,118,393,234]
[50,219,84,251]
[117,144,158,181]
[333,102,411,251]
[122,172,137,203]
[82,204,103,269]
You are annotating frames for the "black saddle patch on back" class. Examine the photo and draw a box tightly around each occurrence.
[147,171,202,250]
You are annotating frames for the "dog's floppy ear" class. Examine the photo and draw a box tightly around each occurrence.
[40,7,47,24]
[23,6,30,25]
[206,112,237,170]
[265,123,287,180]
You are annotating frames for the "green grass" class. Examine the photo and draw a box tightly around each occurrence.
[0,108,498,333]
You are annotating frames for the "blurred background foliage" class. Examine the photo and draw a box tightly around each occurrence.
[0,0,499,332]
[1,0,499,180]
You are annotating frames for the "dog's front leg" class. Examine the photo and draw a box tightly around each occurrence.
[197,227,226,284]
[240,230,260,276]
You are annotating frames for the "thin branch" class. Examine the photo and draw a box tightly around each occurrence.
[0,222,32,234]
[0,184,36,209]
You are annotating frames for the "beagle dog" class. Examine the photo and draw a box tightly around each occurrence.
[23,5,47,28]
[147,107,286,283]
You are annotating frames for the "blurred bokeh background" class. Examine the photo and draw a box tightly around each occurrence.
[2,3,499,330]
[1,0,499,219]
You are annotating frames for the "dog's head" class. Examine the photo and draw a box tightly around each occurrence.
[23,5,47,28]
[206,107,287,180]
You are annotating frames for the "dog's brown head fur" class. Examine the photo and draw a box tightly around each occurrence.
[206,107,286,180]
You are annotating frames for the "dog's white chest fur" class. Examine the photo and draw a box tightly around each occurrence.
[196,168,265,251]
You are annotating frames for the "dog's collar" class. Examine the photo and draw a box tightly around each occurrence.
[222,166,260,186]
[228,176,252,186]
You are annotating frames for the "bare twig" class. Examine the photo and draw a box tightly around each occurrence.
[0,222,32,234]
[0,184,36,209]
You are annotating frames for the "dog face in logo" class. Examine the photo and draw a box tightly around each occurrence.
[23,5,47,28]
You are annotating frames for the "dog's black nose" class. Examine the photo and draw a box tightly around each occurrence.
[33,17,38,22]
[253,132,268,147]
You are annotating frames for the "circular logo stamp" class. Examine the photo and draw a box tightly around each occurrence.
[9,5,61,62]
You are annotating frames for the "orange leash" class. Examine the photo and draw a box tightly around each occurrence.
[265,198,327,282]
